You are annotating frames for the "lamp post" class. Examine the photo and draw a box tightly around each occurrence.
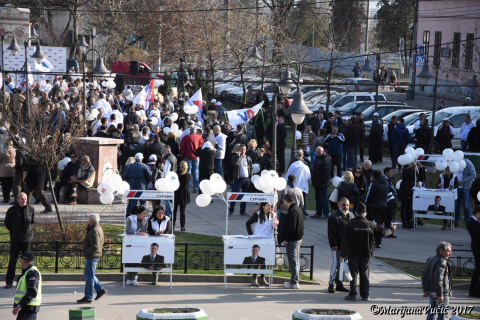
[416,56,439,154]
[281,61,312,168]
[361,52,380,111]
[1,31,20,107]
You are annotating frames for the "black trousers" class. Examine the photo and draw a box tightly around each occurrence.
[401,198,413,224]
[470,251,480,296]
[0,176,13,202]
[368,138,382,163]
[330,155,342,178]
[173,204,186,228]
[369,207,386,245]
[7,241,31,284]
[359,139,364,161]
[347,256,371,299]
[25,187,51,211]
[16,308,37,320]
[277,147,285,174]
[53,179,68,203]
[248,264,266,279]
[385,200,396,229]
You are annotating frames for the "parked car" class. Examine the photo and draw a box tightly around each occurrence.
[406,106,480,150]
[312,92,386,112]
[286,85,345,100]
[365,109,430,140]
[338,100,407,117]
[339,78,377,92]
[361,104,418,123]
[215,77,253,96]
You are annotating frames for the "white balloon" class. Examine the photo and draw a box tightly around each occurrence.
[458,160,467,170]
[332,176,341,187]
[435,160,447,171]
[404,154,414,164]
[477,191,480,202]
[97,183,113,195]
[251,175,260,184]
[155,178,169,192]
[151,117,159,126]
[86,112,96,121]
[199,180,215,196]
[397,155,406,166]
[276,178,287,191]
[214,180,227,193]
[170,113,179,121]
[261,170,269,177]
[163,127,171,134]
[170,178,180,191]
[165,171,180,191]
[252,164,260,174]
[183,105,192,114]
[264,188,275,194]
[395,179,402,189]
[254,178,264,191]
[118,181,130,193]
[415,148,425,156]
[405,147,416,159]
[453,150,464,162]
[176,130,183,137]
[171,123,179,131]
[443,149,454,161]
[295,131,301,140]
[268,170,279,180]
[190,105,199,114]
[209,173,222,183]
[258,175,270,190]
[195,194,211,207]
[109,174,122,186]
[100,194,114,205]
[449,161,460,173]
[57,160,67,170]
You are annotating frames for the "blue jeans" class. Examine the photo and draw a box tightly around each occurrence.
[315,187,329,217]
[185,158,199,191]
[84,258,103,301]
[214,159,223,178]
[228,177,250,214]
[162,199,172,219]
[346,147,357,169]
[302,192,307,218]
[461,139,468,152]
[426,293,449,320]
[286,240,302,285]
[126,199,146,217]
[455,188,471,224]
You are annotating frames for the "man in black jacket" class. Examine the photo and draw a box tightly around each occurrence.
[194,142,220,194]
[422,242,452,316]
[327,198,354,293]
[366,170,390,249]
[228,144,253,216]
[4,193,35,288]
[356,113,366,162]
[12,145,25,203]
[344,117,362,169]
[415,118,431,151]
[467,206,480,298]
[386,116,398,165]
[147,135,165,160]
[282,194,304,289]
[341,202,395,301]
[311,147,331,219]
[54,154,81,203]
[368,113,383,163]
[24,164,52,214]
[120,131,143,168]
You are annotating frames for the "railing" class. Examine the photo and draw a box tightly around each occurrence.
[448,249,476,278]
[0,242,315,280]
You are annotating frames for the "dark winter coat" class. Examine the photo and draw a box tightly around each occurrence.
[5,203,35,242]
[312,154,331,189]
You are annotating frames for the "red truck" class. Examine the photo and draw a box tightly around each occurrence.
[110,60,162,85]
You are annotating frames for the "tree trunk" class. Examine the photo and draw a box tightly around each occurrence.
[48,169,65,235]
[210,65,215,96]
[239,64,247,105]
[69,0,79,60]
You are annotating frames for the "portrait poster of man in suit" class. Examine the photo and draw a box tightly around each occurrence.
[141,243,165,269]
[427,196,446,212]
[242,244,268,286]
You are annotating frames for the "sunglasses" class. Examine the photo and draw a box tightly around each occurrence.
[355,171,361,173]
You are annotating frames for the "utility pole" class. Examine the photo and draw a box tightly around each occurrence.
[364,0,370,53]
[410,0,420,99]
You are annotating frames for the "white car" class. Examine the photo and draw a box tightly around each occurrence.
[406,106,480,150]
[312,92,386,112]
[339,78,377,92]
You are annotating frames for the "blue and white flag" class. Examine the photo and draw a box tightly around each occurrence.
[35,58,54,72]
[226,101,264,129]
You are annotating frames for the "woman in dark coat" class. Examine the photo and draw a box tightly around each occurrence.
[398,162,416,229]
[435,119,454,152]
[173,161,191,231]
[165,131,181,161]
[337,171,360,212]
[353,166,367,202]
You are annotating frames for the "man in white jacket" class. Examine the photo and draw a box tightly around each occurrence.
[286,150,312,219]
[213,125,227,177]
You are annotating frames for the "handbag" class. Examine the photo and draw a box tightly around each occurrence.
[340,259,353,282]
[329,188,339,202]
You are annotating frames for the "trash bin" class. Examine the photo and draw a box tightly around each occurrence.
[69,307,95,320]
[406,89,414,100]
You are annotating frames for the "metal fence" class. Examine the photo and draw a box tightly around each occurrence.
[448,249,476,278]
[0,242,314,280]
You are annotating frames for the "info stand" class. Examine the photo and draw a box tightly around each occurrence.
[412,188,456,232]
[223,192,276,290]
[121,190,175,289]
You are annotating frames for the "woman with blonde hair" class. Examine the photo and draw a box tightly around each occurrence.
[246,139,258,163]
[0,139,15,203]
[173,161,191,231]
[337,171,359,211]
[165,131,180,160]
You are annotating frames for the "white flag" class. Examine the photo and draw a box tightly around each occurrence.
[226,102,264,128]
[184,89,204,123]
[35,58,54,72]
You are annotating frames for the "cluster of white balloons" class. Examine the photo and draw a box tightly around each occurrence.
[295,131,302,140]
[155,171,181,192]
[434,149,467,173]
[184,104,199,115]
[57,157,71,170]
[86,108,100,121]
[97,174,130,205]
[153,79,165,88]
[397,147,425,166]
[331,176,344,187]
[163,123,183,137]
[195,174,228,207]
[251,170,287,194]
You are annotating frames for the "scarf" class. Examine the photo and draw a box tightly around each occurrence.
[287,181,296,188]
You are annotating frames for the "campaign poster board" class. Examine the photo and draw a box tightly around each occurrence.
[223,236,275,265]
[122,235,175,264]
[125,190,174,201]
[412,189,455,213]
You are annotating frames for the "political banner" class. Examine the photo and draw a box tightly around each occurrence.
[223,236,275,265]
[122,236,175,264]
[125,190,174,200]
[227,192,274,203]
[412,189,455,213]
[184,88,203,123]
[226,101,263,128]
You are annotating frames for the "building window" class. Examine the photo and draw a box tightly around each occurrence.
[452,33,461,68]
[465,33,474,70]
[434,31,442,62]
[423,31,430,57]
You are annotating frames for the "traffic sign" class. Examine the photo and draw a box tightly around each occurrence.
[416,55,425,66]
[327,42,336,50]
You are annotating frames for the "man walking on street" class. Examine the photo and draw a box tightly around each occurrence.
[228,144,253,216]
[12,251,41,320]
[327,197,354,294]
[392,118,409,172]
[78,213,107,304]
[5,193,34,289]
[282,194,304,289]
[356,113,365,162]
[344,116,362,170]
[312,147,331,219]
[422,242,452,320]
[277,175,304,246]
[341,202,396,301]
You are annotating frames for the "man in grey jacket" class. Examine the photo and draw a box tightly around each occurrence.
[455,158,476,226]
[422,242,452,320]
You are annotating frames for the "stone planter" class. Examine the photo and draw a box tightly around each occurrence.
[69,307,95,320]
[136,308,207,320]
[451,313,480,320]
[293,309,363,320]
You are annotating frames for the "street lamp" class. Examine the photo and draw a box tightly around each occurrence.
[416,56,439,154]
[361,52,380,111]
[1,31,20,107]
[30,23,40,38]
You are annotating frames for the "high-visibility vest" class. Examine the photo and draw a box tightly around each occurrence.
[14,265,42,306]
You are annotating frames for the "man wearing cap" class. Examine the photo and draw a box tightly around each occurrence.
[12,251,41,320]
[5,193,35,289]
[368,112,383,164]
[123,153,152,216]
[54,154,81,203]
[341,202,396,301]
[463,97,473,106]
